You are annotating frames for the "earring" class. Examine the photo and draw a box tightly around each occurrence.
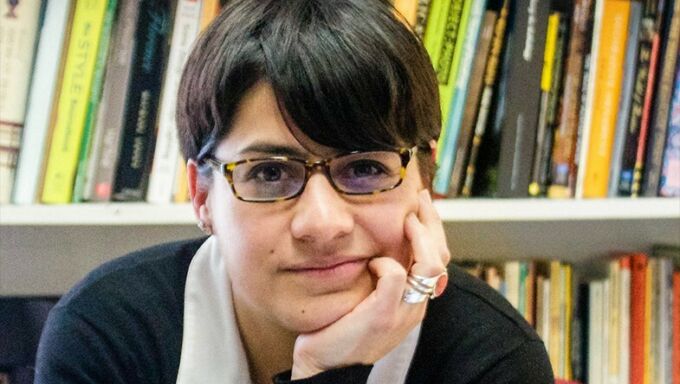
[197,220,213,235]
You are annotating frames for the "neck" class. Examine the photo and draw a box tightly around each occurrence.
[233,295,297,384]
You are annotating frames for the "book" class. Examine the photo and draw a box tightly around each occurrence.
[659,54,680,197]
[581,0,631,198]
[111,0,173,201]
[619,256,632,384]
[447,4,497,198]
[643,0,680,196]
[608,1,643,197]
[461,0,509,197]
[529,11,566,198]
[0,1,44,203]
[495,0,550,197]
[82,0,141,202]
[40,0,111,204]
[11,0,74,205]
[673,271,680,384]
[630,252,648,384]
[588,279,604,384]
[549,0,595,198]
[146,0,203,204]
[432,0,485,196]
[394,0,418,26]
[72,0,119,202]
[574,0,604,198]
[414,0,433,39]
[631,0,669,196]
[617,0,662,196]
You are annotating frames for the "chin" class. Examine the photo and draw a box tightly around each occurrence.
[282,287,370,333]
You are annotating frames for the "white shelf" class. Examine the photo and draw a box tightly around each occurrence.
[1,198,678,296]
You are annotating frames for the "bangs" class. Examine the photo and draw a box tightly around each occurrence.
[257,0,435,151]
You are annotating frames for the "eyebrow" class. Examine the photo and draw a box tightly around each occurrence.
[237,143,309,158]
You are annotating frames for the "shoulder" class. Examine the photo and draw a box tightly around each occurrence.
[35,237,207,383]
[408,264,553,383]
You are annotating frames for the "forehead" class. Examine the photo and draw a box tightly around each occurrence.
[214,82,338,160]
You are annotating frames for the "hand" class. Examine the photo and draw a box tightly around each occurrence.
[291,190,451,379]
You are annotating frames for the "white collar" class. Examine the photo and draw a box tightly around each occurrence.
[176,236,420,383]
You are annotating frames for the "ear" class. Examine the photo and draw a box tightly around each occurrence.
[428,139,437,162]
[187,159,212,226]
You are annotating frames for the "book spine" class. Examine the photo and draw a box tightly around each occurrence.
[112,1,172,201]
[496,0,550,197]
[147,0,202,204]
[72,0,119,202]
[656,258,673,384]
[582,0,631,198]
[461,0,509,197]
[0,1,44,203]
[84,0,140,202]
[631,0,669,197]
[619,256,632,384]
[672,271,680,384]
[608,2,643,197]
[588,280,604,384]
[11,0,73,205]
[548,0,594,198]
[414,0,433,39]
[549,261,562,378]
[448,9,497,197]
[574,0,605,198]
[529,12,562,197]
[630,253,648,384]
[607,260,622,383]
[643,0,680,196]
[41,0,110,204]
[659,54,680,197]
[394,0,418,26]
[432,0,484,196]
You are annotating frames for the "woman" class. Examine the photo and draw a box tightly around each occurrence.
[36,0,554,383]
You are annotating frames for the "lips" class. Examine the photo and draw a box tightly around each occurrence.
[284,257,370,284]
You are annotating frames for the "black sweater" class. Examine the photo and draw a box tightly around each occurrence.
[35,237,554,383]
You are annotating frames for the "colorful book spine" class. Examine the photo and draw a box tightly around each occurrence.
[496,0,550,197]
[643,0,680,196]
[630,253,648,384]
[41,0,111,204]
[432,0,485,196]
[631,0,668,197]
[83,0,141,202]
[0,1,44,203]
[617,0,660,196]
[608,1,643,197]
[111,0,172,201]
[529,12,563,197]
[146,0,203,204]
[11,0,73,205]
[581,0,631,198]
[672,271,680,384]
[461,0,509,197]
[448,6,498,197]
[574,0,604,198]
[548,0,594,198]
[659,54,680,197]
[72,0,119,202]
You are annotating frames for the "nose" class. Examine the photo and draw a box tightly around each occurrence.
[290,172,354,243]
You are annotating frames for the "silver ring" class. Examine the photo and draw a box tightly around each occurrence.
[402,272,447,304]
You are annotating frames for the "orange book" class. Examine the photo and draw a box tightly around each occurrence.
[630,253,648,384]
[673,271,679,384]
[582,0,631,197]
[393,0,418,26]
[199,0,221,30]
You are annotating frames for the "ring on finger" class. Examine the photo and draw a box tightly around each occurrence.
[402,271,448,304]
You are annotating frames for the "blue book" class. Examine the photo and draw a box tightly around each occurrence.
[659,55,680,197]
[432,0,487,196]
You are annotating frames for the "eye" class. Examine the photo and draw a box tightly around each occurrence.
[246,162,292,182]
[345,160,389,178]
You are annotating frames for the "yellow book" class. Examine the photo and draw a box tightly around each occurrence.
[562,264,573,380]
[199,0,221,31]
[173,157,189,203]
[582,0,631,197]
[41,0,110,203]
[548,261,562,377]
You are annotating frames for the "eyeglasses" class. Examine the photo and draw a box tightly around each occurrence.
[205,147,416,202]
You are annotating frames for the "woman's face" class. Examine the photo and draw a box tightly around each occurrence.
[204,82,425,333]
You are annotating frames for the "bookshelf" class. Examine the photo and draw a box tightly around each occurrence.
[1,198,678,296]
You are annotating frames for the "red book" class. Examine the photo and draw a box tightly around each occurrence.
[629,253,648,384]
[673,271,679,384]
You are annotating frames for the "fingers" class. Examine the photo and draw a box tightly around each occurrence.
[367,257,407,311]
[417,190,451,266]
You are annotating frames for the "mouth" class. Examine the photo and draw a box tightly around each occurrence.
[284,257,370,281]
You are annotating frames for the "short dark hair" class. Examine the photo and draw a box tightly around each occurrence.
[176,0,440,184]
